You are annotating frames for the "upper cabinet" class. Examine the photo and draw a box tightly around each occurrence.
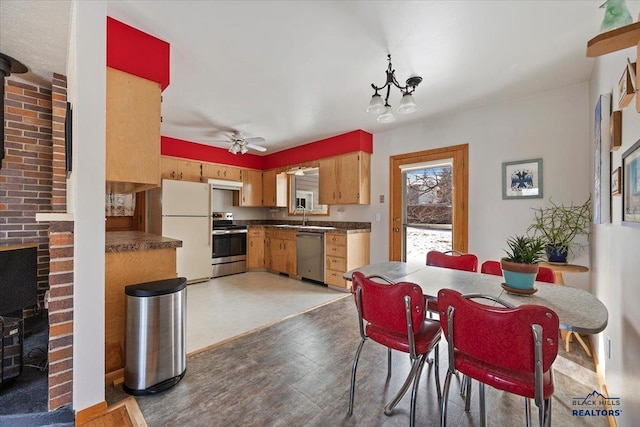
[106,67,161,193]
[319,151,370,205]
[236,169,263,207]
[262,169,287,207]
[161,156,201,182]
[201,163,242,181]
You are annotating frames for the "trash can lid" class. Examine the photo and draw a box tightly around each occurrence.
[125,277,187,297]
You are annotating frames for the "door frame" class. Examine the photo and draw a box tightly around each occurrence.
[389,144,469,261]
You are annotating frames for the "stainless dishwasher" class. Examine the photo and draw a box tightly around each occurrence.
[296,232,325,284]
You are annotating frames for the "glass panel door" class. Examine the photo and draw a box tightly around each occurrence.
[402,160,453,263]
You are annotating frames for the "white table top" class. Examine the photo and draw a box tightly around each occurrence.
[345,262,608,335]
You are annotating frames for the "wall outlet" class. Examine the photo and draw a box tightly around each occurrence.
[379,195,384,203]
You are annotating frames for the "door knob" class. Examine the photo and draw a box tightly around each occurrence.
[393,227,400,232]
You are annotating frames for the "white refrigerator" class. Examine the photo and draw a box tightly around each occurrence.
[149,179,212,283]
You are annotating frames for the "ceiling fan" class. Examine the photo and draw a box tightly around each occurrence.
[210,131,267,155]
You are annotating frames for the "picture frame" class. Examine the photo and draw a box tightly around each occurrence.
[610,110,622,151]
[618,61,636,109]
[622,138,640,225]
[502,158,543,200]
[611,166,621,195]
[594,94,611,224]
[64,102,72,176]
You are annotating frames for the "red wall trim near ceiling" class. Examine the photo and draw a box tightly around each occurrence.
[162,136,265,169]
[106,17,170,90]
[161,130,373,171]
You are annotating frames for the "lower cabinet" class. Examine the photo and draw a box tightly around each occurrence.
[247,227,265,269]
[325,232,370,290]
[266,229,297,276]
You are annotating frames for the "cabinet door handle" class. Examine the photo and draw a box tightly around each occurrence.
[171,171,176,178]
[179,172,183,180]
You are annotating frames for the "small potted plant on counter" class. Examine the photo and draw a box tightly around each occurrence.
[527,197,591,264]
[501,234,546,291]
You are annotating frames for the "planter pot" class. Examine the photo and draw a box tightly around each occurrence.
[546,245,568,264]
[500,259,539,290]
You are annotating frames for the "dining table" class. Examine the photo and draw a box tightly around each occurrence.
[344,261,608,339]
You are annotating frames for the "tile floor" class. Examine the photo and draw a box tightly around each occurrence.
[186,271,347,354]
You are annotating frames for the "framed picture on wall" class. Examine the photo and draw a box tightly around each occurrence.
[622,138,640,225]
[594,94,611,224]
[611,167,621,195]
[502,158,543,199]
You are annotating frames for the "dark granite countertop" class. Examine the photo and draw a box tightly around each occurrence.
[105,231,183,253]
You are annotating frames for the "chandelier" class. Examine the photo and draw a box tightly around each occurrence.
[366,54,422,123]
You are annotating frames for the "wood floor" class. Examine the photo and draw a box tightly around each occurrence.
[106,295,605,427]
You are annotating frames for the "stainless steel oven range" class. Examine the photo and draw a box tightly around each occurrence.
[211,212,247,278]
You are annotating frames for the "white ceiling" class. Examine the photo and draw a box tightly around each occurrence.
[1,1,628,155]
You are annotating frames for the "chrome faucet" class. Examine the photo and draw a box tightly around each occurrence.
[294,205,308,226]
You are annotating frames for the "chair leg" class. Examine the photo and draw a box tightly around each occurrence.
[387,348,392,379]
[542,397,552,427]
[409,354,428,427]
[348,338,366,416]
[434,344,441,401]
[525,398,531,427]
[464,376,472,412]
[479,382,486,427]
[384,357,421,415]
[440,369,454,427]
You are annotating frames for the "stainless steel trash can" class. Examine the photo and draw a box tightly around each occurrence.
[123,277,187,395]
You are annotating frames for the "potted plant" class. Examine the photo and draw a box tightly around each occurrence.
[527,197,591,264]
[501,234,546,290]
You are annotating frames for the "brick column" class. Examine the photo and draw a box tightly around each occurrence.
[51,74,67,212]
[47,221,74,411]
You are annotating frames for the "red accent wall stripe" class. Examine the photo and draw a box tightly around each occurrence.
[161,130,372,171]
[106,17,170,90]
[161,136,264,169]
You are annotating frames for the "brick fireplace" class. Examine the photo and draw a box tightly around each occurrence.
[1,74,73,411]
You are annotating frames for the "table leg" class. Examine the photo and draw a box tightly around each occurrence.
[565,331,592,357]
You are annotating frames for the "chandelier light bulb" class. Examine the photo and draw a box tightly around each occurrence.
[397,93,418,115]
[366,94,385,114]
[377,106,396,124]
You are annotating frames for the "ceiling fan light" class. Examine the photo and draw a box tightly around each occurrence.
[377,107,396,124]
[229,144,239,154]
[366,94,385,114]
[240,145,248,154]
[397,93,418,115]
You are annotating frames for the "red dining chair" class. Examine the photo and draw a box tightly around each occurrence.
[437,289,559,427]
[480,260,557,283]
[348,271,441,427]
[426,250,479,273]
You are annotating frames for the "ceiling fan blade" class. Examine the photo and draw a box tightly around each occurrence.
[244,137,265,144]
[246,143,267,152]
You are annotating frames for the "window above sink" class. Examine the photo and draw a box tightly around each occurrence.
[288,167,329,216]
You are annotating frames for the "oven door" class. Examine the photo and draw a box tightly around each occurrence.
[212,230,247,260]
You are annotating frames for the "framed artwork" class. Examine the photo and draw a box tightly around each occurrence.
[612,167,621,195]
[502,158,543,199]
[594,94,611,224]
[622,138,640,225]
[610,110,622,151]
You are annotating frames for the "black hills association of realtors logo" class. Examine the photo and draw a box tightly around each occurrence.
[572,390,621,418]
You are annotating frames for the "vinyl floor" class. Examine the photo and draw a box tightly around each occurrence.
[106,272,606,427]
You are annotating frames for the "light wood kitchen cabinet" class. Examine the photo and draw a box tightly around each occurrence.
[266,229,296,276]
[325,231,370,290]
[319,151,370,205]
[160,156,202,182]
[106,67,161,194]
[201,162,242,181]
[262,169,287,207]
[247,227,265,269]
[236,169,263,207]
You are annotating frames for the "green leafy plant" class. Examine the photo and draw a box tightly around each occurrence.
[502,235,546,264]
[527,197,592,256]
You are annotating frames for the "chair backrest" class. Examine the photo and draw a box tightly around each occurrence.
[352,271,425,335]
[480,260,502,276]
[437,288,559,373]
[426,250,478,272]
[481,260,556,284]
